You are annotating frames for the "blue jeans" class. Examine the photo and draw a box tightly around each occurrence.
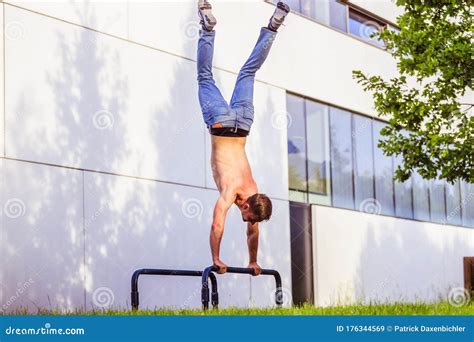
[197,27,277,132]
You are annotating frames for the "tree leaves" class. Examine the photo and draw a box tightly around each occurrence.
[353,0,473,183]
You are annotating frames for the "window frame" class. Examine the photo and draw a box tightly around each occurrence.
[285,92,472,229]
[347,7,388,47]
[265,0,398,50]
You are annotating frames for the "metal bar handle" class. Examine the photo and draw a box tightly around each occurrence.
[131,268,218,310]
[201,265,283,310]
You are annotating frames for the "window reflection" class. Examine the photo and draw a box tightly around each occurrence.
[348,9,385,47]
[461,181,474,228]
[446,181,462,226]
[306,101,330,195]
[394,155,414,219]
[287,94,307,192]
[352,115,374,211]
[412,171,430,221]
[373,121,395,216]
[300,0,348,32]
[272,0,301,12]
[285,93,471,228]
[430,178,446,224]
[330,107,354,210]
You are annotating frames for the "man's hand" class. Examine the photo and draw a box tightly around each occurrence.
[213,259,228,274]
[247,261,262,276]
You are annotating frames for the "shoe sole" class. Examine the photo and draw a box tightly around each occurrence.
[277,2,290,13]
[199,4,216,30]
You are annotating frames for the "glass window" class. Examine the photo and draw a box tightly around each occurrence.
[373,121,394,216]
[285,93,472,228]
[461,181,474,228]
[352,115,374,211]
[287,94,307,192]
[306,100,330,195]
[329,107,354,209]
[300,0,315,18]
[301,0,348,32]
[429,179,446,224]
[446,181,462,226]
[273,0,300,12]
[328,0,348,32]
[393,155,414,219]
[412,171,430,221]
[349,9,385,47]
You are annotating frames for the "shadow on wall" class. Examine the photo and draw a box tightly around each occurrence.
[1,160,84,313]
[49,4,129,171]
[3,2,130,313]
[3,2,131,313]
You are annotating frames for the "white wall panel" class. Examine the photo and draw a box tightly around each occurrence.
[312,205,474,306]
[0,159,84,313]
[83,172,291,309]
[0,158,4,307]
[442,227,474,290]
[0,4,4,157]
[5,6,206,187]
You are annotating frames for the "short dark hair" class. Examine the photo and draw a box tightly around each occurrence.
[246,193,272,222]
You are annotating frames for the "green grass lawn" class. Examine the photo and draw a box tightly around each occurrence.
[8,302,474,316]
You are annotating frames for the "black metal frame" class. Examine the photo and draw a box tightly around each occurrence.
[131,266,283,311]
[131,268,219,310]
[201,266,283,310]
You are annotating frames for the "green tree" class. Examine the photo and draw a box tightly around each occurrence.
[353,0,473,183]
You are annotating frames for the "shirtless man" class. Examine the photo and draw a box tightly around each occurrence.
[197,0,289,275]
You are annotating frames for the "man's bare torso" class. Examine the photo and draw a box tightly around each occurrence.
[211,135,258,205]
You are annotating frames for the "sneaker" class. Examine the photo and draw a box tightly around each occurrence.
[268,2,290,31]
[198,0,217,31]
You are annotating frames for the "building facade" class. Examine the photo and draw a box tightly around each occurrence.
[1,0,473,312]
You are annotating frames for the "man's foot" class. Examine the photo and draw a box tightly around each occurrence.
[268,2,290,32]
[198,0,217,32]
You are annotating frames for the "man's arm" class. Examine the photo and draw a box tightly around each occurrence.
[247,222,262,276]
[210,190,234,273]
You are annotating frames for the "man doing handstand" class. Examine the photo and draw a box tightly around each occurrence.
[197,0,289,275]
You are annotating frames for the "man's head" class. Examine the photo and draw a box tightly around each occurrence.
[240,193,272,223]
